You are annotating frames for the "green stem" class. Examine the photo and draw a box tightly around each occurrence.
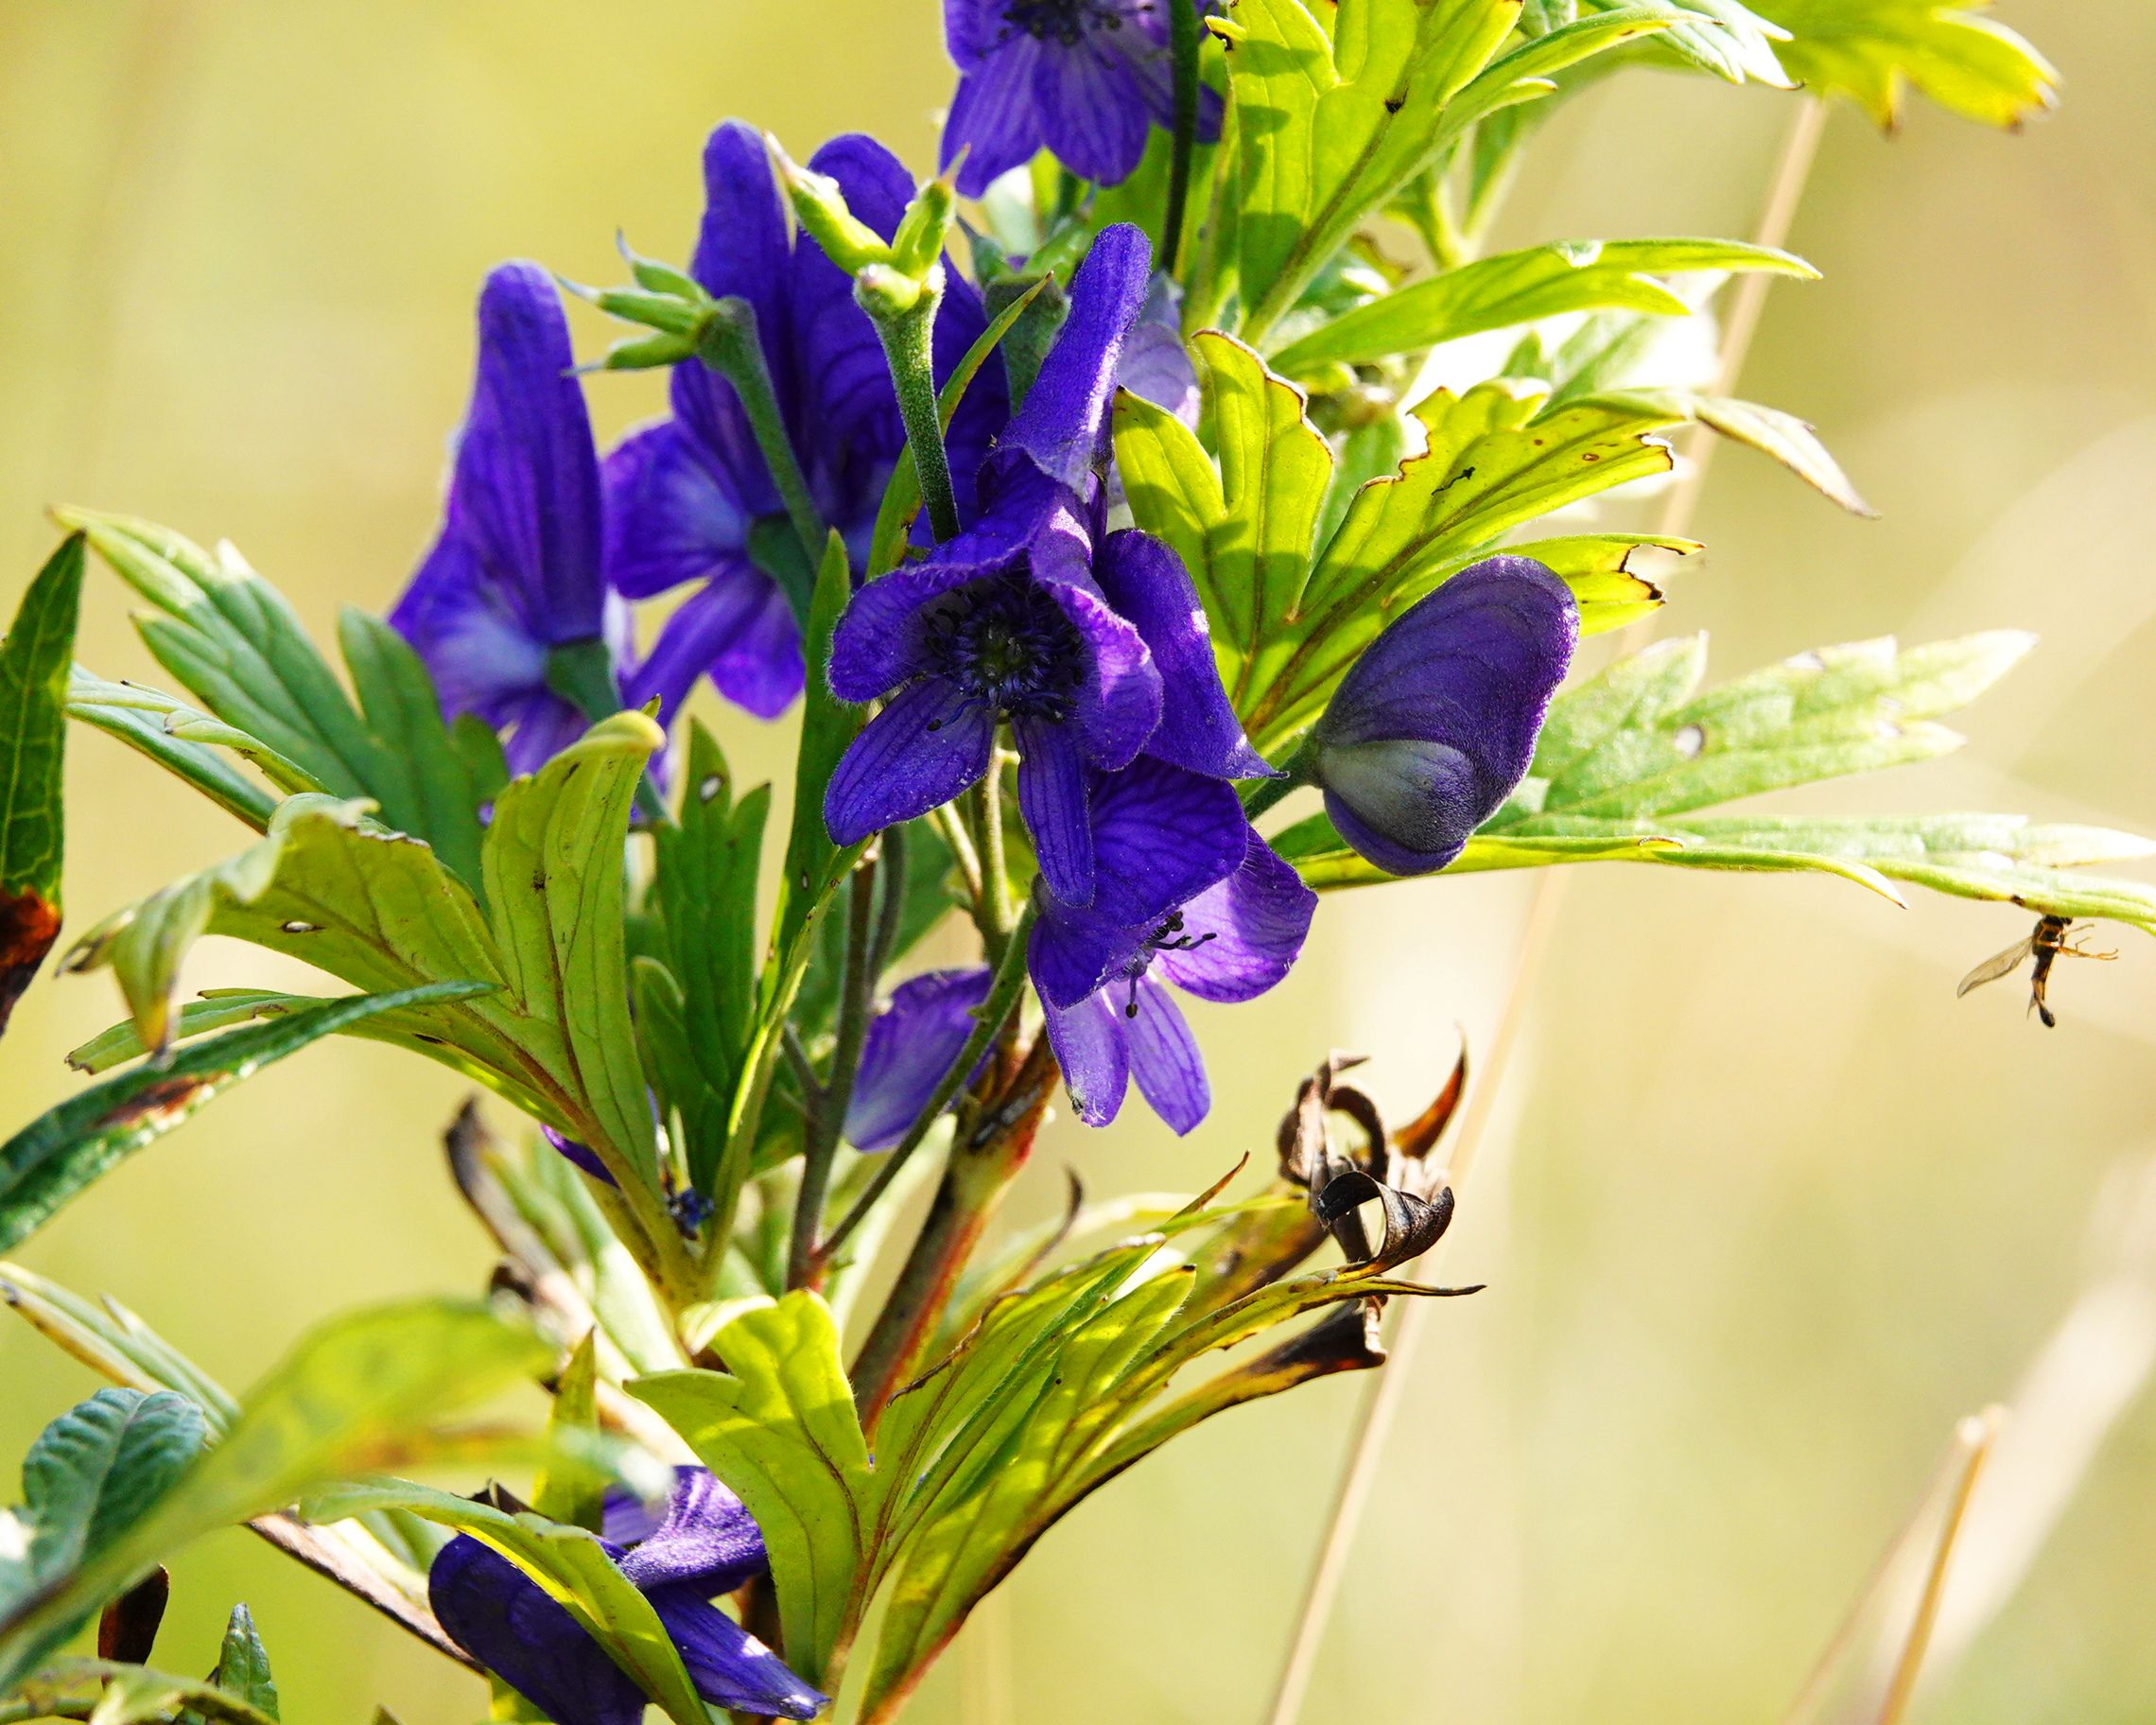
[1163,0,1205,273]
[815,903,1036,1270]
[867,272,963,542]
[972,752,1015,958]
[698,299,827,596]
[788,857,878,1291]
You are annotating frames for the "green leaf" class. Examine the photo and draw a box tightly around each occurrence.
[66,670,281,833]
[0,536,84,1035]
[1222,0,1526,343]
[1503,630,2032,822]
[0,982,493,1255]
[1750,0,2058,128]
[1578,0,1792,82]
[0,1390,204,1622]
[533,1333,605,1534]
[304,1478,715,1725]
[1271,237,1816,375]
[1593,386,1874,514]
[194,1603,279,1722]
[1242,382,1681,750]
[0,1299,551,1690]
[10,1658,279,1725]
[632,1295,871,1688]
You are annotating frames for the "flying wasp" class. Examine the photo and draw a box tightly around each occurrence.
[1956,914,2115,1028]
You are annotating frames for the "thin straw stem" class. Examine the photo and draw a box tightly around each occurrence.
[1261,95,1834,1725]
[1876,1408,2005,1725]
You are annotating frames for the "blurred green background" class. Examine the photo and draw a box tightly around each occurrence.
[3,2,2153,1720]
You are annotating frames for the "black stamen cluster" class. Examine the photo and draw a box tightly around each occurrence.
[1119,912,1218,1016]
[998,0,1128,46]
[923,573,1087,723]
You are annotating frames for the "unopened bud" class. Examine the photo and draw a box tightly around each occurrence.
[889,173,959,282]
[772,138,892,275]
[854,262,927,322]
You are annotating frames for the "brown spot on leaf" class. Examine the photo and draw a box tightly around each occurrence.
[0,887,61,1037]
[96,1073,216,1135]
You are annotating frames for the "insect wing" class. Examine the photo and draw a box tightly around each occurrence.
[1957,936,2036,998]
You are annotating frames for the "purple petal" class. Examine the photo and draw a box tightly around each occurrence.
[827,562,974,702]
[1014,718,1094,906]
[1034,36,1153,188]
[943,40,1049,196]
[391,530,548,720]
[824,678,996,845]
[629,578,803,723]
[449,263,607,646]
[1125,976,1209,1133]
[1053,581,1161,772]
[601,419,758,603]
[617,1467,768,1597]
[1026,890,1140,1013]
[1092,530,1269,778]
[429,1537,645,1725]
[1042,990,1130,1127]
[647,1587,826,1719]
[990,225,1152,495]
[691,123,796,413]
[844,967,996,1152]
[1312,556,1578,876]
[1115,280,1200,426]
[1085,757,1248,932]
[545,1126,617,1186]
[1103,18,1226,140]
[1155,830,1315,1002]
[791,136,913,469]
[944,0,1004,68]
[499,690,600,776]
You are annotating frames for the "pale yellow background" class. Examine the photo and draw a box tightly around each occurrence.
[2,3,2153,1721]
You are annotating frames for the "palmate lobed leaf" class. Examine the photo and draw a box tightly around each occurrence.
[0,1299,555,1691]
[1750,0,2058,129]
[0,536,84,1037]
[11,1656,279,1725]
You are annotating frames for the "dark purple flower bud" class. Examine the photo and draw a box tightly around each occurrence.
[940,0,1225,196]
[1027,758,1315,1132]
[428,1466,824,1723]
[603,123,1008,726]
[843,967,996,1152]
[390,263,631,774]
[1306,556,1579,877]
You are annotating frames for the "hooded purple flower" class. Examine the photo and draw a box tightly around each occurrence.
[1306,556,1579,877]
[391,262,630,774]
[822,225,1265,906]
[843,967,995,1151]
[941,0,1225,195]
[429,1466,824,1723]
[603,123,1009,724]
[1028,758,1315,1132]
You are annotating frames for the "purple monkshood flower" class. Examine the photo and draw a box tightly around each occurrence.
[391,262,631,775]
[1306,556,1579,877]
[941,0,1225,196]
[1028,758,1316,1132]
[822,225,1268,907]
[843,967,995,1151]
[429,1466,824,1722]
[603,122,1008,726]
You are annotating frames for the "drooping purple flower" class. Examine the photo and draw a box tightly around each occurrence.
[843,967,995,1152]
[821,226,1265,906]
[391,262,631,774]
[603,122,1009,724]
[941,0,1225,196]
[1028,758,1316,1132]
[1306,556,1579,877]
[429,1466,824,1723]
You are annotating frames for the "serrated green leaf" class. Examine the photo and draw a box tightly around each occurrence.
[1751,0,2058,128]
[1272,237,1815,375]
[1224,0,1525,344]
[0,982,492,1255]
[0,536,84,1036]
[0,1264,240,1433]
[1504,630,2032,821]
[632,1295,870,1688]
[63,987,455,1076]
[296,1478,714,1725]
[1241,382,1680,749]
[0,1300,552,1690]
[1579,0,1792,82]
